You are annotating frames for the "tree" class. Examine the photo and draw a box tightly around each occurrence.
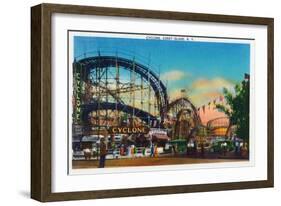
[216,79,250,142]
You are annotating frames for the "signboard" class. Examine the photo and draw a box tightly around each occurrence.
[73,62,82,123]
[72,124,83,135]
[149,128,168,135]
[108,126,149,134]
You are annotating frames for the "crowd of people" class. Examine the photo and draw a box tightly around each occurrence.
[79,135,249,168]
[81,138,162,168]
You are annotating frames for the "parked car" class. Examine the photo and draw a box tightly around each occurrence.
[210,139,235,153]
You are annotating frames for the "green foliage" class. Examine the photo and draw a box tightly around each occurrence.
[216,80,250,142]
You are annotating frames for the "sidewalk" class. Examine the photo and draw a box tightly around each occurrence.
[72,156,247,169]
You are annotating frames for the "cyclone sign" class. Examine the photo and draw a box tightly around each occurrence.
[74,63,82,123]
[108,126,149,134]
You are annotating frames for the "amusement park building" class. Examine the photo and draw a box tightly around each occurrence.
[198,102,230,137]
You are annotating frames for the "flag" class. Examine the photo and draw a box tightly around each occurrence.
[244,73,250,80]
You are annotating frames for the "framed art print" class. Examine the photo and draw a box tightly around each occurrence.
[31,3,274,202]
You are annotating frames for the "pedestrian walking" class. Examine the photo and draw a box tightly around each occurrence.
[134,145,137,157]
[150,143,154,157]
[92,144,97,159]
[234,136,240,155]
[127,145,131,157]
[99,138,107,168]
[154,145,158,157]
[131,145,135,158]
[142,147,146,157]
[120,144,124,156]
[241,142,248,158]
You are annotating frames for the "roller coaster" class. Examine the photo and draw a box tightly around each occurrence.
[72,50,229,139]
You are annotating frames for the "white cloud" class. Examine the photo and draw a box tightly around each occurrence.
[168,77,236,106]
[189,77,235,105]
[160,70,189,81]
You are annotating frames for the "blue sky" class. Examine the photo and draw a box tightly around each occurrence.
[74,35,250,106]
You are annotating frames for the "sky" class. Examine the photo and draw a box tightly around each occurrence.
[74,34,250,107]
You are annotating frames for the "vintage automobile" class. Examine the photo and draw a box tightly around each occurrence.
[210,139,235,153]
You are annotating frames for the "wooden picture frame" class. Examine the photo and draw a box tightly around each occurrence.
[31,3,274,202]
